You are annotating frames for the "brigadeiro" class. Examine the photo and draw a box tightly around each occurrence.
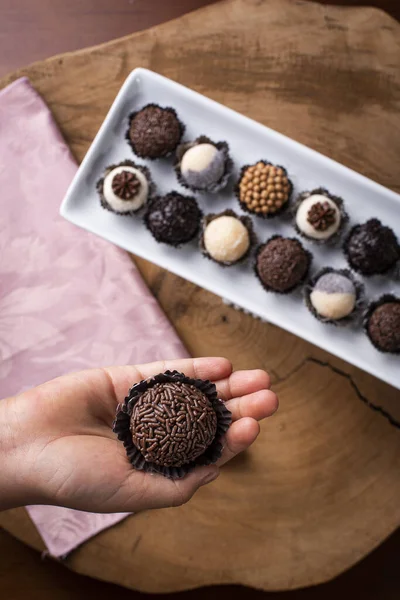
[236,161,293,218]
[200,209,255,267]
[175,136,233,193]
[126,104,185,159]
[343,218,400,276]
[96,160,154,215]
[305,267,363,325]
[144,191,202,246]
[113,370,232,479]
[294,188,348,244]
[255,235,312,294]
[364,295,400,354]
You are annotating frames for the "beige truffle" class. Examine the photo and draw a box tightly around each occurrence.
[204,216,250,264]
[310,290,356,320]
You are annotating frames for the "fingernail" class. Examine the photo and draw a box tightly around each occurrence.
[201,468,220,486]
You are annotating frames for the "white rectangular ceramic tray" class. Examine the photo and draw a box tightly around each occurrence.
[60,68,400,390]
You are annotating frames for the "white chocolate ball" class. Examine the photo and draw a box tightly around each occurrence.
[296,194,340,240]
[181,143,218,173]
[204,216,250,264]
[103,166,149,213]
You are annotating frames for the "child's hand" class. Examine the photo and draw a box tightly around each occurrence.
[1,357,278,512]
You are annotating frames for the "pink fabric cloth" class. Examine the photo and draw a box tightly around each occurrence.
[0,78,188,557]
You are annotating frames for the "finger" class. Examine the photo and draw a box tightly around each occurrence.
[215,369,271,401]
[123,465,220,512]
[225,389,278,422]
[217,417,260,466]
[105,357,233,406]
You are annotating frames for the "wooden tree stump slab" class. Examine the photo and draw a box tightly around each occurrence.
[0,0,399,592]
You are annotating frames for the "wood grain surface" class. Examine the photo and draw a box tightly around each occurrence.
[0,0,400,596]
[0,0,399,78]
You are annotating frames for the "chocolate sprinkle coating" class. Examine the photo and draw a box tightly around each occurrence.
[365,297,400,353]
[344,218,400,276]
[113,370,232,479]
[130,382,217,467]
[255,236,311,293]
[145,192,202,246]
[127,104,184,159]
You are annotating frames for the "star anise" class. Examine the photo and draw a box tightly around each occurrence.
[307,201,337,231]
[112,170,141,200]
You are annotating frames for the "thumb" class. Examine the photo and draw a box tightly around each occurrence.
[170,466,220,507]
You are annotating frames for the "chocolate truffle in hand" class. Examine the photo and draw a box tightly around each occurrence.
[176,137,232,193]
[237,161,292,218]
[307,269,359,323]
[130,383,217,467]
[97,160,153,214]
[127,104,184,159]
[365,297,400,353]
[295,189,347,243]
[145,192,201,246]
[255,236,311,293]
[202,210,253,266]
[113,371,232,479]
[344,219,400,276]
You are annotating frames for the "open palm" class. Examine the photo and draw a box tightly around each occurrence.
[7,357,278,513]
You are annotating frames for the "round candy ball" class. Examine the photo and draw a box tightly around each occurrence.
[130,382,218,467]
[128,105,184,159]
[296,194,341,241]
[367,301,400,353]
[310,272,356,320]
[102,166,149,213]
[344,219,400,276]
[180,143,226,190]
[145,192,201,246]
[256,237,310,293]
[203,215,250,264]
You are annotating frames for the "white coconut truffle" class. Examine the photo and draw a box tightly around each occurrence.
[296,194,341,240]
[102,166,149,213]
[204,215,250,264]
[181,143,225,189]
[310,272,356,320]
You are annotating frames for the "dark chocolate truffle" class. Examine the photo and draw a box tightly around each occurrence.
[366,299,400,353]
[255,236,311,293]
[344,219,400,276]
[127,104,184,159]
[145,192,201,246]
[113,370,232,479]
[130,382,217,467]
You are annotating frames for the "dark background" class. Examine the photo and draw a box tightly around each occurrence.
[0,0,399,598]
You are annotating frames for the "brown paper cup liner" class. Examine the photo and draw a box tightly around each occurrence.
[292,188,349,245]
[175,135,233,193]
[96,159,155,215]
[254,235,312,295]
[363,294,400,355]
[200,209,256,267]
[113,370,232,479]
[304,267,365,327]
[235,160,293,219]
[126,103,185,160]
